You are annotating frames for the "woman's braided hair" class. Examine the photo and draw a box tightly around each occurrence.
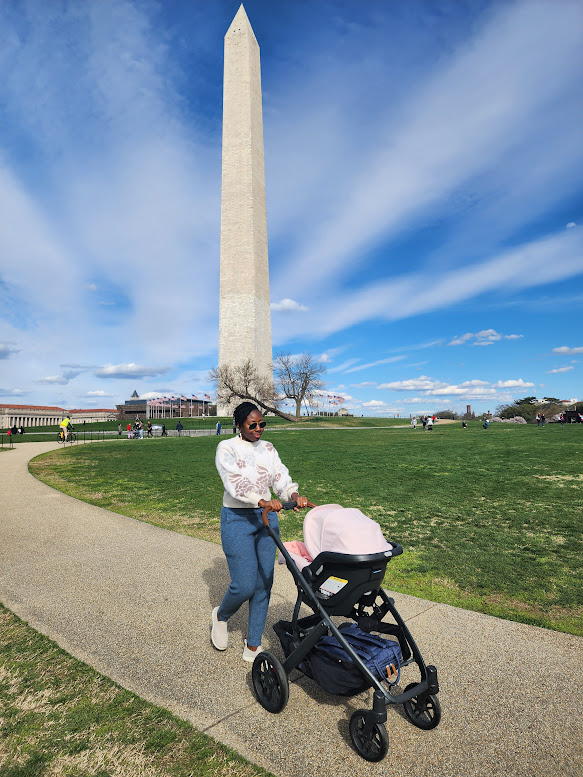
[233,402,259,429]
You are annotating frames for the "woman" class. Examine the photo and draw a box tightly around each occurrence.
[212,402,307,662]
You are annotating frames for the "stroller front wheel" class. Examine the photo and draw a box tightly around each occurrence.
[403,683,442,729]
[349,710,389,762]
[252,651,289,714]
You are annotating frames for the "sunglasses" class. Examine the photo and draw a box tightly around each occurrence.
[247,421,267,430]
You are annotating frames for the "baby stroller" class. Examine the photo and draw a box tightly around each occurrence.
[251,502,441,762]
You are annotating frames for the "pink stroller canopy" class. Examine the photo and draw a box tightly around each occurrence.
[281,504,393,570]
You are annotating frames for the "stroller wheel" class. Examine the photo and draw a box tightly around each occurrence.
[403,683,442,730]
[252,651,289,714]
[349,710,389,762]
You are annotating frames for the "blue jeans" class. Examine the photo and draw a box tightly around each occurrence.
[217,507,279,646]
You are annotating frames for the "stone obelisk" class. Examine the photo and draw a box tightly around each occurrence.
[218,5,273,416]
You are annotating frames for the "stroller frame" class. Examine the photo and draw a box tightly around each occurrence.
[252,503,441,762]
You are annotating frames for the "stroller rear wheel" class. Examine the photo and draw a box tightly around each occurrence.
[349,709,389,762]
[403,683,441,729]
[252,651,289,714]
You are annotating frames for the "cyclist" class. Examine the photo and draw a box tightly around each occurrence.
[59,415,74,441]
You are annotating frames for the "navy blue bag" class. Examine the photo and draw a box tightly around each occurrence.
[317,624,402,685]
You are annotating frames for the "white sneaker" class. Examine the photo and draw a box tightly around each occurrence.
[211,607,228,650]
[242,639,264,663]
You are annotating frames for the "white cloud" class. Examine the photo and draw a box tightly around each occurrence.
[363,400,386,407]
[378,376,442,391]
[493,379,535,388]
[553,346,583,355]
[271,298,309,313]
[351,381,377,387]
[0,387,25,397]
[448,329,522,347]
[566,222,576,229]
[95,363,170,379]
[547,366,574,374]
[317,347,345,363]
[35,375,69,385]
[377,373,536,401]
[86,390,116,397]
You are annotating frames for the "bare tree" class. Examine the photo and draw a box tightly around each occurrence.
[208,359,296,421]
[274,352,327,419]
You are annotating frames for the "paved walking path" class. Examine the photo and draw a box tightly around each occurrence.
[1,442,581,777]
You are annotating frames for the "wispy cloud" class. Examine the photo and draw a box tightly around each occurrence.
[344,356,406,373]
[547,366,574,374]
[35,375,69,385]
[0,387,25,397]
[95,363,170,379]
[271,1,583,297]
[0,343,20,359]
[327,358,361,374]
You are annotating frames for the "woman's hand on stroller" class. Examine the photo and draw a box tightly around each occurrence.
[259,498,283,513]
[290,493,308,511]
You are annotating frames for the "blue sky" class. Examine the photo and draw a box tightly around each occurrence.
[0,0,581,417]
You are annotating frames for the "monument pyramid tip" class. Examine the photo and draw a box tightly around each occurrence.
[227,3,254,33]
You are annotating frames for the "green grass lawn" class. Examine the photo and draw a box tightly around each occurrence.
[0,605,273,777]
[29,422,583,635]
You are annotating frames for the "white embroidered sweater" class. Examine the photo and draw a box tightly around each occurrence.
[215,435,299,509]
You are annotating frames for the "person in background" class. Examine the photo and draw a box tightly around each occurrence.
[411,416,417,430]
[427,416,433,431]
[211,402,307,662]
[118,423,122,436]
[147,420,153,438]
[216,420,222,436]
[59,415,73,441]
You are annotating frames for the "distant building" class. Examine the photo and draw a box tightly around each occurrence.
[1,404,66,428]
[116,390,215,420]
[0,404,116,428]
[68,409,118,424]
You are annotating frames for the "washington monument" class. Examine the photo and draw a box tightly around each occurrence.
[218,5,273,416]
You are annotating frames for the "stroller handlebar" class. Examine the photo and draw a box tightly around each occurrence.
[261,500,317,526]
